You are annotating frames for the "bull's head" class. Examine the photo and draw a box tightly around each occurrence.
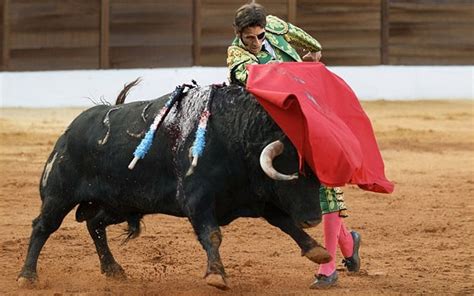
[259,140,298,181]
[259,140,321,228]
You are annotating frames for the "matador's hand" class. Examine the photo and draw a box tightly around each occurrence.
[302,51,322,62]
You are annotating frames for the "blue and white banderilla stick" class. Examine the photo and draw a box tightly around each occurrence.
[128,85,189,170]
[185,108,211,176]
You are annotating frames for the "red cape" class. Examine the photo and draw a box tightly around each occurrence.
[246,62,394,193]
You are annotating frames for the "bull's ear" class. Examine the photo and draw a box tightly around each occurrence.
[276,135,294,154]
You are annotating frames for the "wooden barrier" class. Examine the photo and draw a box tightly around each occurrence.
[0,0,472,71]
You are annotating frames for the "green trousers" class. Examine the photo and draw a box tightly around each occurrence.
[319,186,348,217]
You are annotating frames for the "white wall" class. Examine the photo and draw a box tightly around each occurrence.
[1,66,473,107]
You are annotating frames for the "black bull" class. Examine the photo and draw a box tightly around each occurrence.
[18,84,330,289]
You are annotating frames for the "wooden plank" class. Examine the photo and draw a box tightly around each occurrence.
[193,0,201,65]
[388,0,474,65]
[110,45,192,68]
[199,45,229,67]
[322,47,381,65]
[389,44,473,64]
[298,12,380,30]
[296,0,380,65]
[9,47,99,71]
[297,0,380,13]
[11,31,99,49]
[200,1,236,66]
[109,1,193,68]
[390,26,473,45]
[2,0,9,70]
[381,0,389,64]
[259,0,288,19]
[110,30,192,47]
[288,0,297,24]
[10,1,101,32]
[390,3,473,23]
[8,0,101,70]
[100,0,109,68]
[302,0,379,4]
[315,30,380,48]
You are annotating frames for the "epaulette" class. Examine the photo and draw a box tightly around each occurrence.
[265,15,289,35]
[227,45,257,69]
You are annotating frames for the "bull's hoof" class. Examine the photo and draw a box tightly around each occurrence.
[205,273,229,290]
[17,276,37,289]
[303,245,332,264]
[102,264,126,279]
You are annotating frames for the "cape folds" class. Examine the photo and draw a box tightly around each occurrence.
[246,62,394,193]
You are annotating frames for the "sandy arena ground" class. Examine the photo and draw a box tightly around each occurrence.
[0,100,473,295]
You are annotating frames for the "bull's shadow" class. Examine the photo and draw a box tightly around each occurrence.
[18,82,329,289]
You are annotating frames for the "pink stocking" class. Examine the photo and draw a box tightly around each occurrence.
[317,212,354,276]
[338,219,354,258]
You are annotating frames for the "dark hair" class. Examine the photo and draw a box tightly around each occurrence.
[233,2,267,33]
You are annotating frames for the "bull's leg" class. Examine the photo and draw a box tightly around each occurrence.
[86,210,126,279]
[263,205,331,264]
[18,198,76,287]
[187,205,227,289]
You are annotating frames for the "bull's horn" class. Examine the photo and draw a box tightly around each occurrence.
[259,140,298,181]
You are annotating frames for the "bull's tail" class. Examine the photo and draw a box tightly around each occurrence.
[115,78,141,105]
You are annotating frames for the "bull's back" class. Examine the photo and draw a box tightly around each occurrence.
[41,99,183,213]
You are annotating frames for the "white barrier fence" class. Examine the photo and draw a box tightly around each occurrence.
[1,66,473,107]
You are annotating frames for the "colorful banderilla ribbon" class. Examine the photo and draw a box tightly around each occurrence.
[128,85,189,170]
[186,108,211,176]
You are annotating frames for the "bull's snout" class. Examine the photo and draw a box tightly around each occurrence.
[300,219,320,229]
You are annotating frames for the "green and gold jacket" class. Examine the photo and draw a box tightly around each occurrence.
[227,15,322,85]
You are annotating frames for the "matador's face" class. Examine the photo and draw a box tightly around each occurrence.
[239,26,266,55]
